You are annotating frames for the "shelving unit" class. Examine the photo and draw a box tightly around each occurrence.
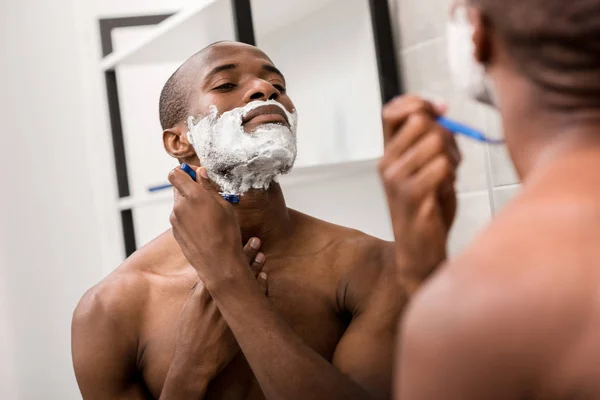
[100,0,401,256]
[101,0,231,70]
[101,0,342,71]
[117,158,379,210]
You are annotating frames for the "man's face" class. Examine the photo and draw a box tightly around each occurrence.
[181,42,299,195]
[188,42,296,133]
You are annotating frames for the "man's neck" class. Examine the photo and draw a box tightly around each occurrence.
[233,182,294,253]
[497,74,600,180]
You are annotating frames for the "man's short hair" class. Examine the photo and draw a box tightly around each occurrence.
[159,65,192,130]
[158,41,232,130]
[472,0,600,106]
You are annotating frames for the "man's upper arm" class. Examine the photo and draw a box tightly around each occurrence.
[72,276,147,400]
[396,266,537,400]
[332,240,405,400]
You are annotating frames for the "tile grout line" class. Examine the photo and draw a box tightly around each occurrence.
[484,143,498,216]
[457,189,491,199]
[493,183,521,189]
[400,35,446,55]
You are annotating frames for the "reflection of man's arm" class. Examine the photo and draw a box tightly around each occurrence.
[211,242,405,400]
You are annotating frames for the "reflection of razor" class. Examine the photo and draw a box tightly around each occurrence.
[436,116,504,145]
[148,164,240,204]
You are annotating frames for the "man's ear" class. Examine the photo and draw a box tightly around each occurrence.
[470,7,492,65]
[163,123,196,159]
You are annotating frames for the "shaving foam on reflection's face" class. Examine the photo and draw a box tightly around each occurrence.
[187,100,298,195]
[447,6,497,107]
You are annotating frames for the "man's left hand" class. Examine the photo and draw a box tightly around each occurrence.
[168,166,252,290]
[379,96,461,292]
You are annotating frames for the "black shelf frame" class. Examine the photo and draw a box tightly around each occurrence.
[99,0,403,258]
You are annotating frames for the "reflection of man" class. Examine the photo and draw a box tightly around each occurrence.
[380,0,600,399]
[73,41,411,399]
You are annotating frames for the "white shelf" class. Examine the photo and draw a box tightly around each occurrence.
[101,0,339,70]
[118,157,379,210]
[101,0,233,70]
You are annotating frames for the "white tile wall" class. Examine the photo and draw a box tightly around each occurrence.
[395,0,451,50]
[449,191,492,255]
[492,184,521,214]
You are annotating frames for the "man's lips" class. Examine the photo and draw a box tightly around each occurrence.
[242,105,289,127]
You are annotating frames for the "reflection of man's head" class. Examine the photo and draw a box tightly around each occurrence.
[159,41,298,195]
[448,0,600,110]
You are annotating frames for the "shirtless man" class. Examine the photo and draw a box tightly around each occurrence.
[379,0,600,398]
[72,42,414,399]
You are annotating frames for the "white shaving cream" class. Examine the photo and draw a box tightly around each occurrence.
[447,6,497,107]
[187,100,298,195]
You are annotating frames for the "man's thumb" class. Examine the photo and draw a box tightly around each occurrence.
[196,167,221,194]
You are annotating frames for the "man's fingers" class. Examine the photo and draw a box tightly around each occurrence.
[388,129,447,179]
[168,168,196,198]
[243,237,261,265]
[257,271,268,295]
[382,112,438,166]
[384,154,453,205]
[196,167,221,194]
[413,155,453,196]
[250,252,266,277]
[195,167,234,207]
[382,96,441,146]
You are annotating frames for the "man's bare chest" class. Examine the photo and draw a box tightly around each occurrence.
[138,262,348,399]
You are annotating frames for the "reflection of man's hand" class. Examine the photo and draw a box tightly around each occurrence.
[168,165,256,291]
[378,95,461,293]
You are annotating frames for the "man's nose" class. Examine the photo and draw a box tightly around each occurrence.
[244,79,280,103]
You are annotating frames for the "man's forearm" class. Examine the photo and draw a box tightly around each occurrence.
[159,287,222,400]
[209,276,373,400]
[160,357,211,400]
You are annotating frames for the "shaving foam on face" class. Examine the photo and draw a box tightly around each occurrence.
[447,6,497,107]
[187,100,298,195]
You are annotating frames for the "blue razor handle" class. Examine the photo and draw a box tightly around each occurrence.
[180,163,240,204]
[436,116,504,145]
[221,194,240,204]
[180,163,197,181]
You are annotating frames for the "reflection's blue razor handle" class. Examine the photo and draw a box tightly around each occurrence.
[436,116,503,145]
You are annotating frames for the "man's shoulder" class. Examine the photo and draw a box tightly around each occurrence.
[293,211,398,312]
[411,191,597,357]
[73,230,183,332]
[454,186,599,279]
[73,260,152,335]
[292,209,395,267]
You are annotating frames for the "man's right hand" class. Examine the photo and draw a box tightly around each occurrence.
[163,238,267,397]
[378,96,461,293]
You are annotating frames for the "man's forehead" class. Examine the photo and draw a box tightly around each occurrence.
[203,42,272,61]
[195,42,275,76]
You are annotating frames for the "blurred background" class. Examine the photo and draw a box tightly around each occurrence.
[0,0,519,398]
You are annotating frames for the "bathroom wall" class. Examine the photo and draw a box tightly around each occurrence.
[0,0,109,398]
